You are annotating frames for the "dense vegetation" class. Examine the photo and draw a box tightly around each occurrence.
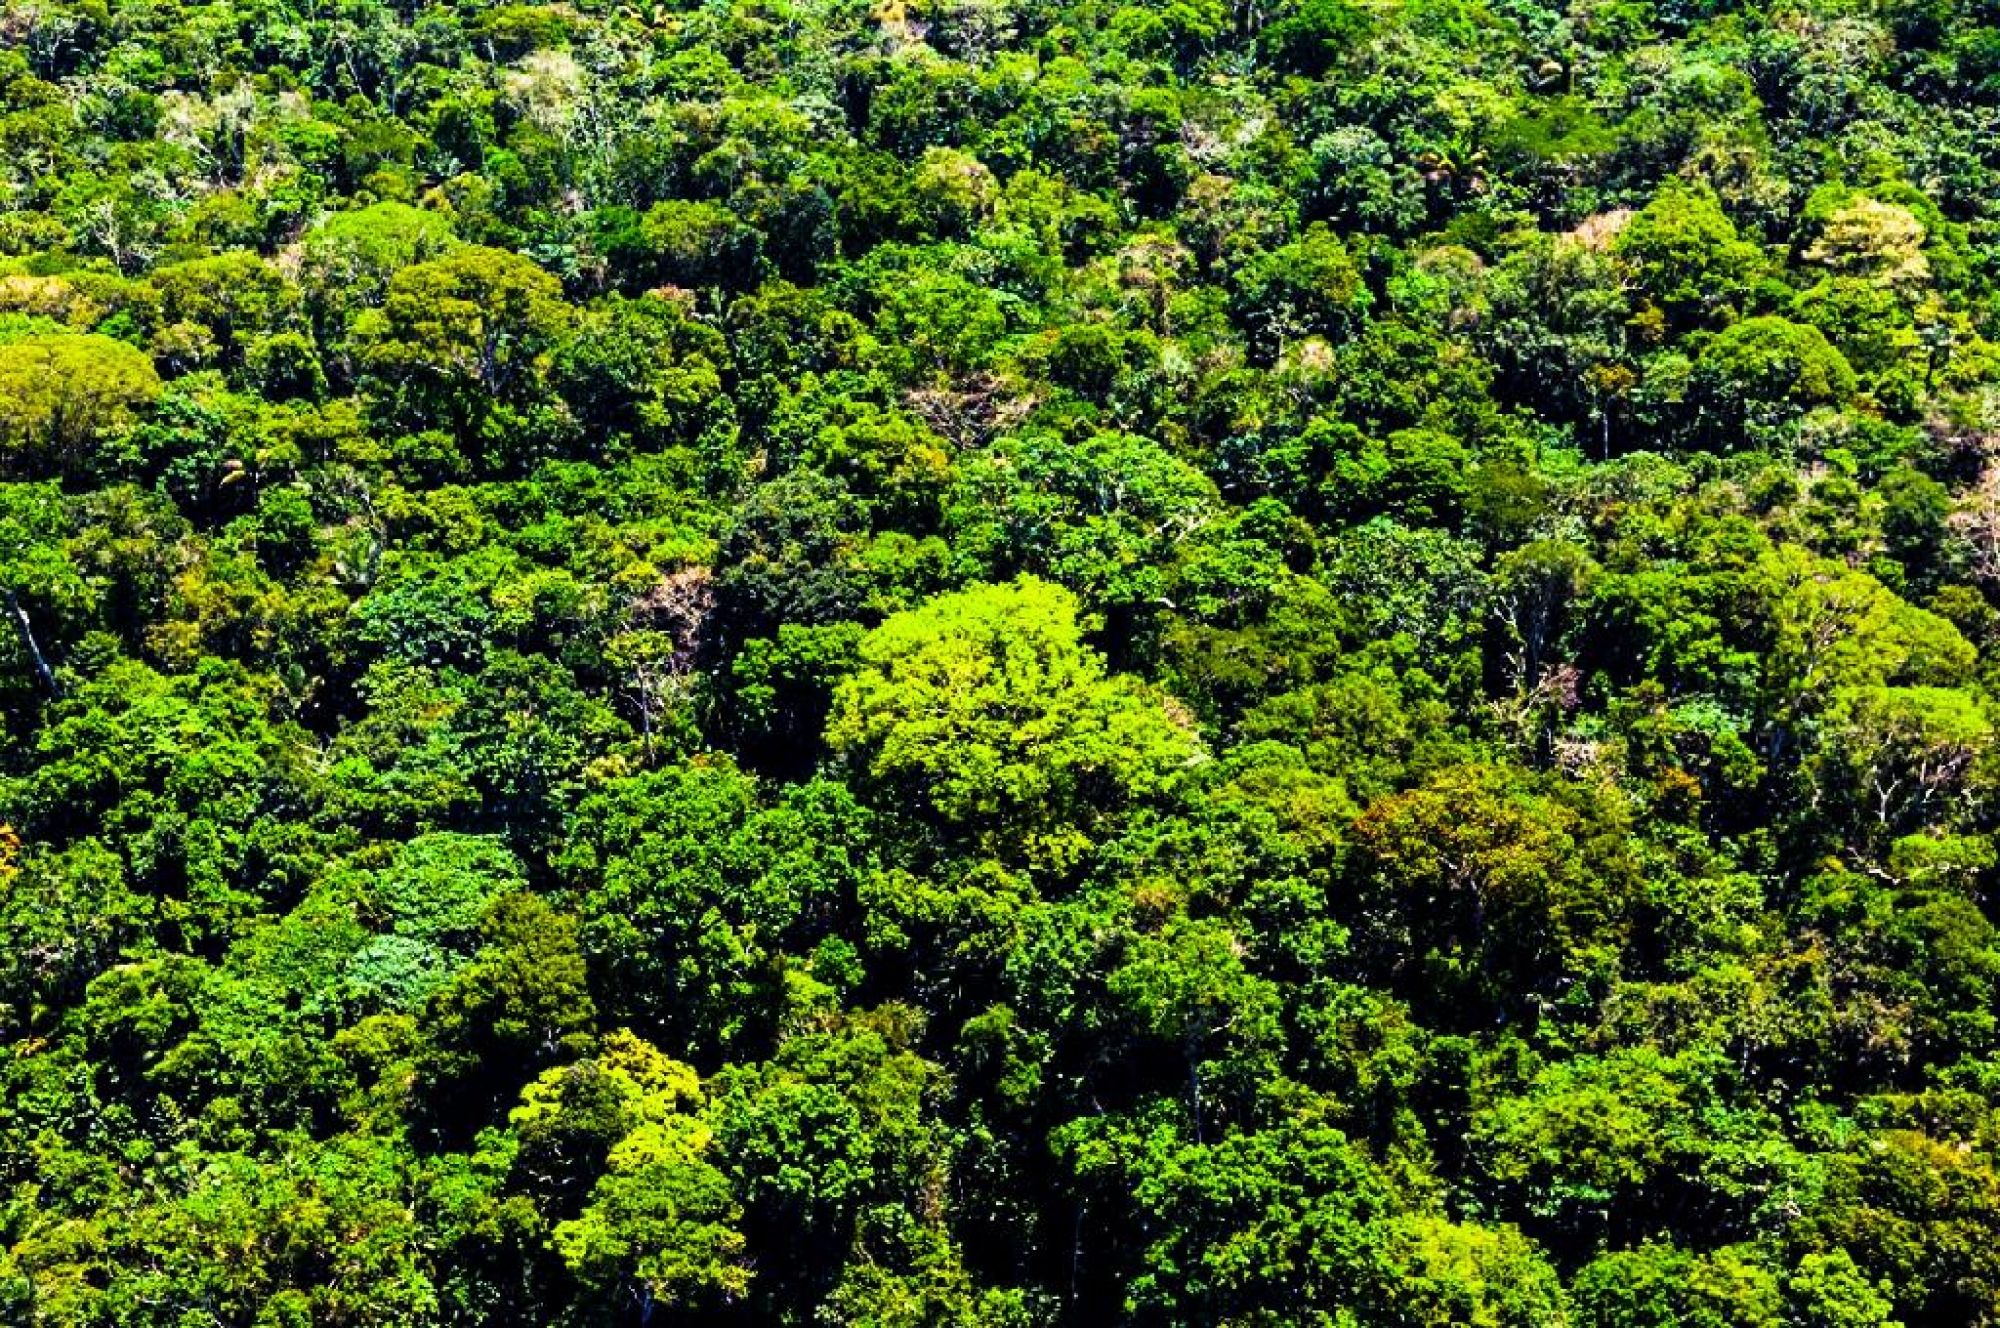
[7,0,2000,1319]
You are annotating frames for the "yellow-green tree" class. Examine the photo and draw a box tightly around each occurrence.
[0,334,161,478]
[828,576,1204,871]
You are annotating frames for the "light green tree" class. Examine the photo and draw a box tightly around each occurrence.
[828,576,1204,870]
[0,334,161,477]
[515,1031,753,1317]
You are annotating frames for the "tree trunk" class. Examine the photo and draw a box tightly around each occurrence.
[5,589,58,696]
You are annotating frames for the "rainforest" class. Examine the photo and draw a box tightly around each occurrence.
[3,0,2000,1321]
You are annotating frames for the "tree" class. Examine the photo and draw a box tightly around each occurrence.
[1493,539,1597,696]
[1106,916,1283,1135]
[148,252,302,366]
[709,1007,948,1312]
[827,576,1205,871]
[423,893,597,1135]
[515,1031,753,1318]
[635,200,764,292]
[1346,763,1638,1023]
[1569,1243,1785,1328]
[0,334,161,478]
[1810,686,1994,846]
[1058,1110,1566,1324]
[0,837,144,1031]
[1612,182,1765,331]
[1786,1250,1902,1328]
[551,294,731,453]
[1758,543,1973,713]
[5,1135,439,1328]
[1803,196,1931,293]
[1690,317,1857,449]
[1876,466,1950,591]
[557,761,871,1053]
[1949,461,2000,590]
[944,430,1220,625]
[0,482,91,696]
[342,833,528,1012]
[1232,223,1369,363]
[351,246,574,460]
[298,200,460,341]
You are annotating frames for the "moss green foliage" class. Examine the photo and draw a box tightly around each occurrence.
[7,0,2000,1321]
[0,334,163,475]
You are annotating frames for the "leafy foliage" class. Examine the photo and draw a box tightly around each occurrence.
[4,0,2000,1321]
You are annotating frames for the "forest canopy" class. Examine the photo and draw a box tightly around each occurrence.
[4,0,2000,1321]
